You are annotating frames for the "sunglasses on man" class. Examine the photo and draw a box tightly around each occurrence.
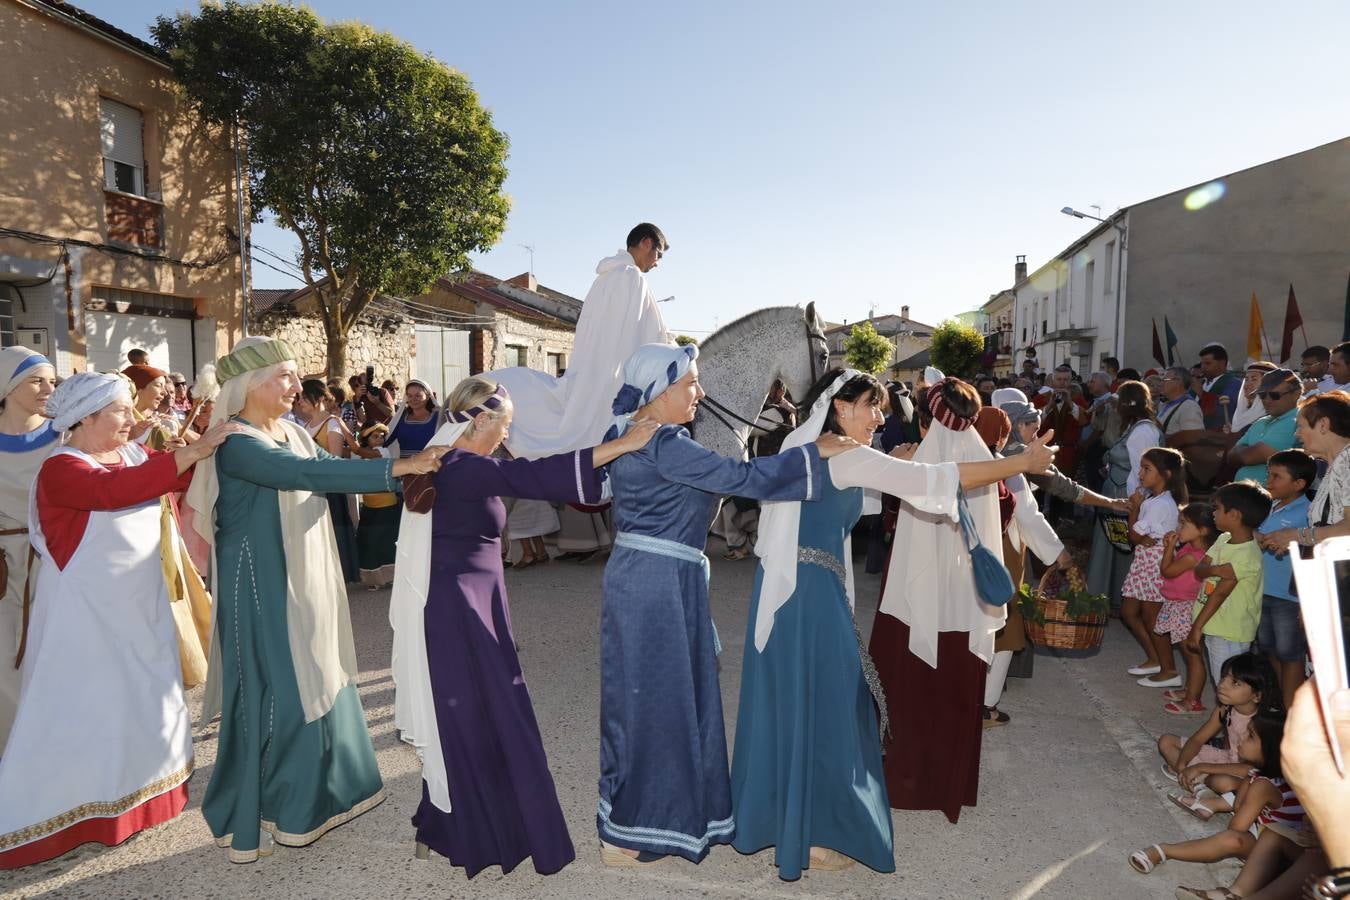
[1256,386,1297,401]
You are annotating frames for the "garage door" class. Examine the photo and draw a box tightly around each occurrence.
[84,311,195,377]
[413,326,470,399]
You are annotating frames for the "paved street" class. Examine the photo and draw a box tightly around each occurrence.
[3,544,1244,899]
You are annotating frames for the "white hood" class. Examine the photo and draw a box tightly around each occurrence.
[596,250,637,276]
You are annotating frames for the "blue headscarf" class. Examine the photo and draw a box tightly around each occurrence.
[604,342,698,441]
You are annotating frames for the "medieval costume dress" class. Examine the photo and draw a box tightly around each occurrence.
[186,339,401,863]
[731,371,962,881]
[596,343,824,862]
[398,387,606,877]
[868,381,1004,824]
[0,374,193,867]
[0,348,57,756]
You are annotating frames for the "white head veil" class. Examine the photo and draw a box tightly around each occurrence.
[878,382,1006,667]
[389,377,507,815]
[605,342,697,441]
[1,347,54,402]
[990,387,1027,409]
[43,372,130,432]
[752,369,860,652]
[382,378,441,457]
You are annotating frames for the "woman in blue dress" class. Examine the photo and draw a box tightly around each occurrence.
[731,369,1058,880]
[356,380,441,586]
[596,344,860,866]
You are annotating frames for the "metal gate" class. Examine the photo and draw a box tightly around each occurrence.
[413,326,470,399]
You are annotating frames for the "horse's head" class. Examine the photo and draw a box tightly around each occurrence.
[693,303,834,461]
[779,301,831,401]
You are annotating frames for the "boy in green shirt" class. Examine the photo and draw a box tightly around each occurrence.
[1189,481,1272,689]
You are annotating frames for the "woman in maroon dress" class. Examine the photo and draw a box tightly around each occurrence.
[405,376,656,878]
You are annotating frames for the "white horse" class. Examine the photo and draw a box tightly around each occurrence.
[692,303,830,461]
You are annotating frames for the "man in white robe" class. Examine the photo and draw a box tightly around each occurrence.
[490,223,672,459]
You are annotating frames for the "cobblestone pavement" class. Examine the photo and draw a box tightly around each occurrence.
[2,541,1241,899]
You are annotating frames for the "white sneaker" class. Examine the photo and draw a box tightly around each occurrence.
[1127,664,1162,676]
[1138,674,1184,688]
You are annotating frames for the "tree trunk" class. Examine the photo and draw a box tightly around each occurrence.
[326,328,348,381]
[316,281,350,379]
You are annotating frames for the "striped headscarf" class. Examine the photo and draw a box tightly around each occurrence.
[927,377,976,432]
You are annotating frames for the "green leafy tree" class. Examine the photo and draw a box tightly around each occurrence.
[153,3,510,374]
[928,320,986,380]
[842,321,894,374]
[674,334,699,347]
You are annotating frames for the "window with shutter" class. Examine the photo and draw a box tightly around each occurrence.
[99,98,145,196]
[0,286,15,348]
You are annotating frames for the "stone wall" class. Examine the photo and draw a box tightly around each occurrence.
[489,310,576,372]
[251,308,414,384]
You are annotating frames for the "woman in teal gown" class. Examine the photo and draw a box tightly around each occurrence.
[186,338,447,863]
[731,369,1057,881]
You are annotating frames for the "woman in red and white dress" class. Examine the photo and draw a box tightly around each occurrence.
[0,373,236,868]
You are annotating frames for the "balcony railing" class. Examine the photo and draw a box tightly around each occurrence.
[105,190,164,249]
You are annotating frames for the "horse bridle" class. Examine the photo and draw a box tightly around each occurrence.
[697,317,828,446]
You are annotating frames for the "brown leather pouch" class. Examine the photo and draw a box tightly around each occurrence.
[403,474,436,514]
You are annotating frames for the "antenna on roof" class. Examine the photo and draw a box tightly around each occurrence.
[519,243,535,276]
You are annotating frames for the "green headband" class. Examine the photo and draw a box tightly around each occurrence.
[216,339,297,382]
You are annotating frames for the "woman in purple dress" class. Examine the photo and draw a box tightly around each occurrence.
[403,376,657,878]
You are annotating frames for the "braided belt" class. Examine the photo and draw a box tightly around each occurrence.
[796,546,890,742]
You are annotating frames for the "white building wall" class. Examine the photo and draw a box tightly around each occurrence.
[1012,214,1127,375]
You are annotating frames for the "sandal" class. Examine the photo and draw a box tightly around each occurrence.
[1174,887,1240,899]
[514,556,536,570]
[1128,844,1166,874]
[982,706,1010,728]
[600,841,665,867]
[1167,790,1215,822]
[809,847,855,871]
[1162,689,1188,702]
[1164,699,1207,715]
[1161,763,1179,782]
[722,545,751,561]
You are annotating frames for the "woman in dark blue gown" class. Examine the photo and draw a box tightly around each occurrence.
[595,344,860,866]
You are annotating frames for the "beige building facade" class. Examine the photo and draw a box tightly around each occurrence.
[1008,138,1350,375]
[0,0,246,378]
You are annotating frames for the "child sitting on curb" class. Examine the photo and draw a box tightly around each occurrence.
[1157,653,1282,818]
[1131,708,1294,874]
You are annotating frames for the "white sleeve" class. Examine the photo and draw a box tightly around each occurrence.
[1124,424,1158,496]
[827,446,959,520]
[1135,496,1178,538]
[1007,473,1064,563]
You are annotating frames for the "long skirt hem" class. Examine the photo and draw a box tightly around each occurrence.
[871,615,986,824]
[596,800,734,863]
[0,779,189,869]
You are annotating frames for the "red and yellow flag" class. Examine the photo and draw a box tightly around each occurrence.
[1247,292,1270,362]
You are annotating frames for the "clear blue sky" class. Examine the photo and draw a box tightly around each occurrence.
[83,0,1350,336]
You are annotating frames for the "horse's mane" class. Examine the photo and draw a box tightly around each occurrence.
[698,305,804,354]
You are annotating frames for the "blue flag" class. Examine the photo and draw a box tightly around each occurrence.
[1164,316,1179,366]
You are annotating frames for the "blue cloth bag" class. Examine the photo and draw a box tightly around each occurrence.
[956,488,1015,606]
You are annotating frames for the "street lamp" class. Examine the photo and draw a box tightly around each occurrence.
[1061,205,1128,361]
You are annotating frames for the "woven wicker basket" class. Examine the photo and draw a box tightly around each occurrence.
[1023,566,1107,651]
